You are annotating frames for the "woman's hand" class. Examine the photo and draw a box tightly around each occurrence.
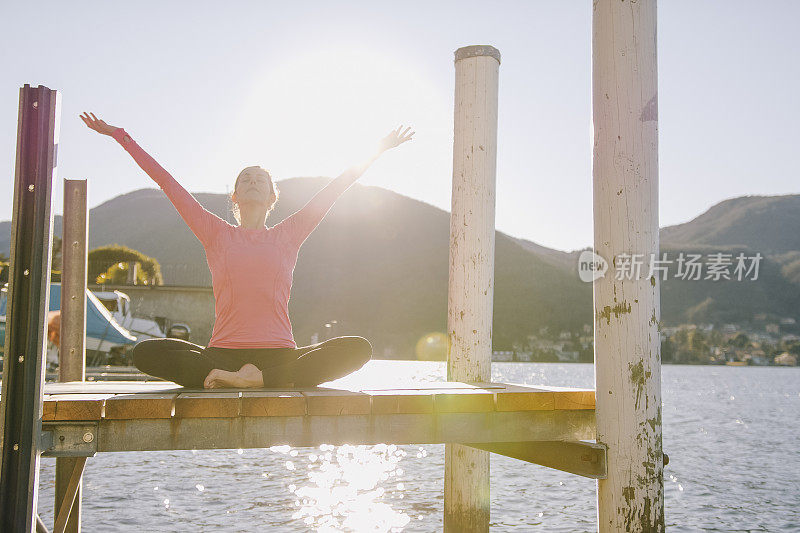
[333,124,415,186]
[378,125,415,153]
[79,111,118,136]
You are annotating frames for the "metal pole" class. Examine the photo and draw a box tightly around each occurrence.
[55,179,88,532]
[59,179,87,382]
[592,1,665,530]
[445,44,500,532]
[0,84,60,533]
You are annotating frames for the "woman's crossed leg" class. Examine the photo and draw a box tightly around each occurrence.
[131,338,227,389]
[131,336,373,389]
[283,335,373,387]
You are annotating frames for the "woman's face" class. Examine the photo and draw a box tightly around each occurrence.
[233,168,273,208]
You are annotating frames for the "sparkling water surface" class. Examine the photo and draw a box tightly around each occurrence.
[36,362,800,532]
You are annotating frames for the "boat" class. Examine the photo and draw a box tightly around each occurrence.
[92,289,166,341]
[0,282,137,365]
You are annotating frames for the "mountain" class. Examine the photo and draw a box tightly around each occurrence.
[1,178,590,352]
[661,194,800,287]
[661,194,800,254]
[513,238,583,271]
[2,185,798,352]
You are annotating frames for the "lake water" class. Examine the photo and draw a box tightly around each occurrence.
[35,362,800,532]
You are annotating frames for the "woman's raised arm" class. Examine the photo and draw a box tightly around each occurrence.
[80,112,225,247]
[279,125,415,247]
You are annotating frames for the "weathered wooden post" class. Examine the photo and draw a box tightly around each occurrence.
[0,84,60,533]
[445,44,500,532]
[55,179,89,532]
[592,1,665,530]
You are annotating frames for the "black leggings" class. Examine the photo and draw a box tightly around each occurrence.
[131,336,372,389]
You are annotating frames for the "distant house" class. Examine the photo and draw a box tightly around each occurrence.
[661,326,678,337]
[726,348,748,363]
[492,350,514,362]
[533,339,559,352]
[515,351,533,362]
[749,332,774,343]
[555,348,579,362]
[746,350,769,366]
[766,323,780,334]
[774,352,797,366]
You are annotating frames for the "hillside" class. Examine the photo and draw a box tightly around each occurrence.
[2,185,798,352]
[661,194,800,254]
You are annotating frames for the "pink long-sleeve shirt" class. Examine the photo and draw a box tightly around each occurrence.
[112,127,344,348]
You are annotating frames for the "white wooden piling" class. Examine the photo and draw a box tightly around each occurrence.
[56,179,88,533]
[445,44,500,532]
[592,1,665,530]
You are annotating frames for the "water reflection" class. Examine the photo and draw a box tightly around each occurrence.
[33,362,800,532]
[269,442,414,531]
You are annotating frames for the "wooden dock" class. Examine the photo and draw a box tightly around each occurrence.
[36,381,596,455]
[10,380,601,532]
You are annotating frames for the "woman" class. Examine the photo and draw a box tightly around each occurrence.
[80,111,413,389]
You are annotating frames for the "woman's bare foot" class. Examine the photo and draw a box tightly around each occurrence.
[204,363,264,389]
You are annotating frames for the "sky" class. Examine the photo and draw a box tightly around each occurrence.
[2,1,798,252]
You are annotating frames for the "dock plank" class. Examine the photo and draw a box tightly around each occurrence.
[434,388,495,413]
[493,385,555,411]
[45,394,113,421]
[21,381,597,422]
[303,389,371,416]
[547,387,596,410]
[241,391,306,417]
[105,393,177,420]
[42,398,57,421]
[369,389,436,415]
[175,392,241,418]
[42,381,182,395]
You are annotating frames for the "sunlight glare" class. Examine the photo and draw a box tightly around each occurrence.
[415,331,449,361]
[227,46,449,190]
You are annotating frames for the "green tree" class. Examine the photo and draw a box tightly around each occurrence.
[89,245,163,286]
[688,330,710,363]
[731,333,750,348]
[50,235,62,282]
[0,240,61,282]
[661,338,675,363]
[708,329,723,346]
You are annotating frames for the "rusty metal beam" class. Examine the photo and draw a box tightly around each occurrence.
[0,84,60,533]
